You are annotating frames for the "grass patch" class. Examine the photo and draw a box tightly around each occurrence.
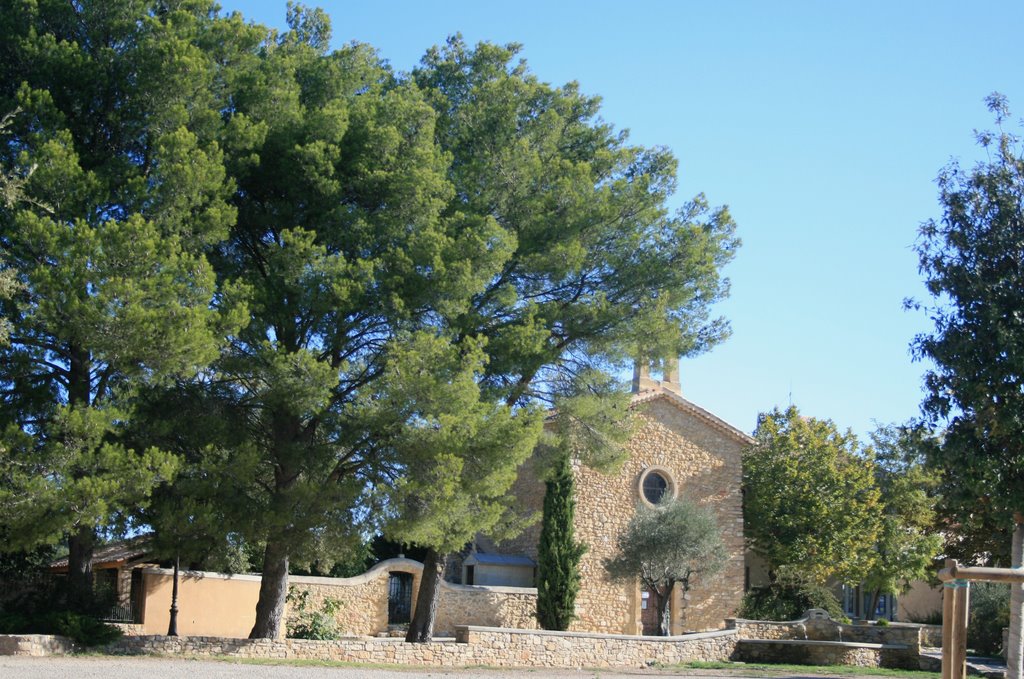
[677,660,940,678]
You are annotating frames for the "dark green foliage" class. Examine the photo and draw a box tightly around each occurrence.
[967,581,1009,656]
[536,454,586,631]
[911,94,1024,562]
[738,575,844,621]
[0,0,247,607]
[0,610,122,646]
[285,588,342,640]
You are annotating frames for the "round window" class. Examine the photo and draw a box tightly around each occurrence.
[638,467,676,506]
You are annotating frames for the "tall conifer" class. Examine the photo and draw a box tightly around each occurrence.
[536,453,586,631]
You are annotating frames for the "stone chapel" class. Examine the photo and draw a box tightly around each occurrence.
[458,360,752,635]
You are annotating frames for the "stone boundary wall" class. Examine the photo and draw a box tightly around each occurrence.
[730,613,924,649]
[0,634,75,656]
[108,626,738,669]
[734,639,894,668]
[141,559,538,638]
[917,623,942,648]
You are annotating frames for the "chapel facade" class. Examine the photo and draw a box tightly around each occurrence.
[465,361,751,635]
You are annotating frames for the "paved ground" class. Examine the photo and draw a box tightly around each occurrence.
[0,655,916,679]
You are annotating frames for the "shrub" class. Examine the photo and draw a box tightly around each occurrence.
[968,581,1009,656]
[906,609,943,625]
[739,575,844,621]
[875,617,890,627]
[286,588,343,640]
[0,610,121,646]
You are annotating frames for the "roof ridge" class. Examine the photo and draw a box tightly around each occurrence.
[630,387,755,445]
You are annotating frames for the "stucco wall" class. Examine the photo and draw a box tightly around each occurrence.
[570,396,747,634]
[141,569,264,638]
[896,579,942,623]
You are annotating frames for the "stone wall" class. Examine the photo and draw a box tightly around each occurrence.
[0,634,75,656]
[734,639,887,668]
[139,559,537,639]
[435,585,537,635]
[108,626,738,669]
[730,612,923,649]
[729,610,923,669]
[570,396,747,634]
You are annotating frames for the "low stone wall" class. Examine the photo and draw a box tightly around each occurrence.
[727,610,922,669]
[109,626,738,669]
[435,585,537,635]
[453,626,737,667]
[729,618,805,640]
[920,623,942,648]
[0,634,76,656]
[730,611,923,649]
[734,639,890,668]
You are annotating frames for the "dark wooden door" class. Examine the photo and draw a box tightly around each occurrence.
[641,587,664,635]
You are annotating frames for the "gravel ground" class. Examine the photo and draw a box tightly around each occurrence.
[0,656,779,679]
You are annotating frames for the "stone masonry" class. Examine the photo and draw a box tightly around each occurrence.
[497,385,750,635]
[108,626,738,668]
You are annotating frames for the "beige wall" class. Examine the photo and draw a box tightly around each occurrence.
[141,569,264,638]
[896,579,942,623]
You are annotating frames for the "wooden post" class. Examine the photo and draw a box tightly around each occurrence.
[952,580,969,679]
[941,559,956,679]
[1009,513,1024,679]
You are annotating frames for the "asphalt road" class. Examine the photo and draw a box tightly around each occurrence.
[0,656,857,679]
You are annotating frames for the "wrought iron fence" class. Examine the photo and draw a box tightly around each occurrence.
[100,600,137,624]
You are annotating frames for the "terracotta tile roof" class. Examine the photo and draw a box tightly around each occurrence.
[49,534,152,571]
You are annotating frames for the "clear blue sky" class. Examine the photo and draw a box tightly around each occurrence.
[218,0,1024,438]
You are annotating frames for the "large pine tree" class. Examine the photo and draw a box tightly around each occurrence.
[0,0,248,610]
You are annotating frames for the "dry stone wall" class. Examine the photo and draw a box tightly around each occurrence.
[0,634,75,656]
[109,626,738,669]
[435,586,537,635]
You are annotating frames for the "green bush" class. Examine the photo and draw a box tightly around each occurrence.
[738,576,844,621]
[286,588,343,640]
[968,581,1008,656]
[0,610,121,646]
[875,617,890,627]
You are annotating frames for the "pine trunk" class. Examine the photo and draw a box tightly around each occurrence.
[406,548,446,642]
[67,525,95,612]
[249,539,289,639]
[66,344,95,612]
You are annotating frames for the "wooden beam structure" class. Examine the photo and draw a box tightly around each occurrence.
[937,557,1024,679]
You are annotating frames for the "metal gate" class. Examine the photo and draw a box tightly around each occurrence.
[388,572,413,624]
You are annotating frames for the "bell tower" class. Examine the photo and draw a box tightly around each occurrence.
[631,356,681,394]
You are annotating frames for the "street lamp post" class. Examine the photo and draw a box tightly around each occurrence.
[167,553,179,636]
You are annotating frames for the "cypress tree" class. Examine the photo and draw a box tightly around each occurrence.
[536,453,587,631]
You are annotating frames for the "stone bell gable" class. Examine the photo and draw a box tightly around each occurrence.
[486,365,752,635]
